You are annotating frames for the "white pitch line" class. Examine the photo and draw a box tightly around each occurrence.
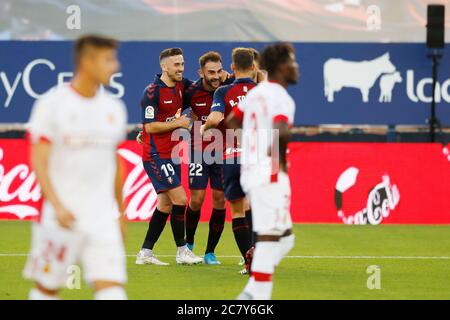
[1,253,450,260]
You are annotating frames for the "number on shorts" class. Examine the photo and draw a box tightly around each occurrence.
[189,163,203,176]
[161,163,176,177]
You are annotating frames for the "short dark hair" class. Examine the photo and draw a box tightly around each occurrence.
[160,47,183,62]
[74,34,118,66]
[231,48,254,71]
[199,51,222,68]
[260,43,295,76]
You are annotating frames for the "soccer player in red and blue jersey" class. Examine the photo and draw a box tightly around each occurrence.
[201,48,257,272]
[136,48,203,266]
[183,51,230,265]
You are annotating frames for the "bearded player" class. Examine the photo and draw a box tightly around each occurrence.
[201,48,257,273]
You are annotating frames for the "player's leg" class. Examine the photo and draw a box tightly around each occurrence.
[137,192,171,265]
[137,158,178,265]
[238,182,287,300]
[186,156,208,250]
[23,223,83,300]
[83,223,127,300]
[224,161,252,264]
[186,189,205,250]
[166,185,203,265]
[239,235,280,300]
[92,281,127,300]
[273,172,295,266]
[244,198,255,246]
[204,163,226,264]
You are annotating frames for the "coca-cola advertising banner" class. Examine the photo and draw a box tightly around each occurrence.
[1,139,450,224]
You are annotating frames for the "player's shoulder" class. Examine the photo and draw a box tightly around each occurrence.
[34,84,69,109]
[215,83,232,96]
[99,90,127,115]
[185,79,200,94]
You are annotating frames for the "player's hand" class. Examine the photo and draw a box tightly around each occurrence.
[220,70,231,83]
[54,204,76,229]
[190,111,199,121]
[136,130,144,145]
[200,124,206,136]
[175,108,182,119]
[176,114,191,129]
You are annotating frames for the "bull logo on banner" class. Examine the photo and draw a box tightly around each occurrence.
[324,52,401,103]
[334,166,400,225]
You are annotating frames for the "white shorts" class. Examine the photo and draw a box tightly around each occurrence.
[247,172,293,236]
[23,221,127,290]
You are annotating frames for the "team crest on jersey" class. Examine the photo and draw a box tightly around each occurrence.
[145,106,155,119]
[167,176,174,184]
[243,86,248,92]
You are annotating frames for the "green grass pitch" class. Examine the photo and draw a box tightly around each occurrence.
[1,221,450,300]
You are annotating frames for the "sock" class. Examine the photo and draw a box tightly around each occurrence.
[274,234,295,266]
[205,208,226,254]
[29,288,60,300]
[171,205,187,247]
[94,286,127,300]
[142,208,169,250]
[232,217,251,258]
[243,241,278,300]
[185,206,201,245]
[245,209,256,246]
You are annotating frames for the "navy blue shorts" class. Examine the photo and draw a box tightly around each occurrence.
[189,150,223,190]
[223,157,245,201]
[143,156,182,194]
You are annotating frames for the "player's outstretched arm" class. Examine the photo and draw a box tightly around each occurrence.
[31,141,75,229]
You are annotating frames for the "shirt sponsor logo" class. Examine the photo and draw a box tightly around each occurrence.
[195,102,207,107]
[164,100,173,104]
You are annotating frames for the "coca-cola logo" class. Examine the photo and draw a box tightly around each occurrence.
[0,147,41,219]
[0,145,157,221]
[118,148,158,221]
[334,166,400,225]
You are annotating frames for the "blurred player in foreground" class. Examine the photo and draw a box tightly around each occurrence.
[227,43,299,299]
[23,35,128,300]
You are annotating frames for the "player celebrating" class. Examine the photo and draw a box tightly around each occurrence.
[201,48,257,272]
[23,35,128,300]
[136,48,203,266]
[183,51,228,265]
[228,43,299,300]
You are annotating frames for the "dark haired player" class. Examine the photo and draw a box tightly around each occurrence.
[183,51,228,265]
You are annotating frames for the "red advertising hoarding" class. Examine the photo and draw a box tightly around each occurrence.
[0,139,449,224]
